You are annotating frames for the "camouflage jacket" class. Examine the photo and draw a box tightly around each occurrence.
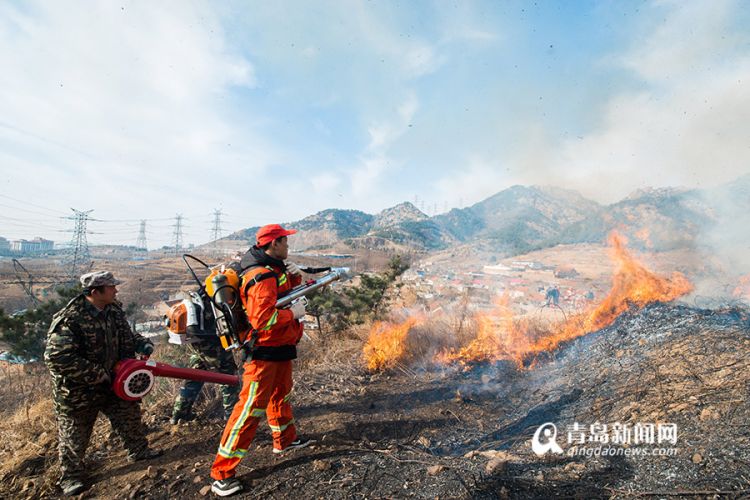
[44,294,152,392]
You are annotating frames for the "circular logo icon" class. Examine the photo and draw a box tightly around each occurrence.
[532,422,564,456]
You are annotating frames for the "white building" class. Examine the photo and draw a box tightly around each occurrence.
[10,237,54,253]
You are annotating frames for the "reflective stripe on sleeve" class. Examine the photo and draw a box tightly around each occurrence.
[261,311,278,331]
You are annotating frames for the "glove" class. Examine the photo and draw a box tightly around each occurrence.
[286,262,302,276]
[290,299,307,320]
[138,343,154,356]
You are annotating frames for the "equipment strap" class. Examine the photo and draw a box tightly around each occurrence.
[241,267,278,296]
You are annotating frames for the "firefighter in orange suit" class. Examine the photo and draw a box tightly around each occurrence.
[210,224,310,497]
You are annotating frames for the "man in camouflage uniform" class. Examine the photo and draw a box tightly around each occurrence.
[45,271,162,496]
[171,290,239,423]
[171,322,240,423]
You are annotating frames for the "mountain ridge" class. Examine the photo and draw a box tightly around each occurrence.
[225,175,750,257]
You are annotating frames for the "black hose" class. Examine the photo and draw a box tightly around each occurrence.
[182,254,210,291]
[300,266,331,274]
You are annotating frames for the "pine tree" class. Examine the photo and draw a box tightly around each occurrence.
[0,285,81,360]
[307,255,410,331]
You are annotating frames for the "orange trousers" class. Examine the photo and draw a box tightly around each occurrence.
[210,359,296,480]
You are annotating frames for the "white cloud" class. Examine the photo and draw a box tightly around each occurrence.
[433,157,514,209]
[350,155,392,197]
[301,45,319,59]
[0,1,276,246]
[434,1,502,46]
[310,172,341,193]
[619,0,741,83]
[350,93,419,195]
[453,28,499,43]
[541,0,750,202]
[399,43,444,79]
[352,4,444,80]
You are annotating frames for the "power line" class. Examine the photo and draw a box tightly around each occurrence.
[0,194,69,215]
[0,201,69,219]
[92,216,175,223]
[12,258,39,306]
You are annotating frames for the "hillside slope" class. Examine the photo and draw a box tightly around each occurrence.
[2,303,748,498]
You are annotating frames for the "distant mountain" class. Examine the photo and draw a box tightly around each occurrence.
[366,202,453,250]
[226,208,374,250]
[226,202,451,251]
[372,202,428,229]
[292,209,375,236]
[433,185,600,253]
[225,175,750,257]
[557,187,714,251]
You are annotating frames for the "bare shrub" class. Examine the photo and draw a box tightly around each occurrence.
[0,361,51,419]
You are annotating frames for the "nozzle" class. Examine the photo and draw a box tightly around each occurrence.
[331,267,351,280]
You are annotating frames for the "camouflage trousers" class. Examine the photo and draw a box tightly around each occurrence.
[54,389,148,482]
[172,342,239,420]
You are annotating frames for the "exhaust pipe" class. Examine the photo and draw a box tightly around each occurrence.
[112,358,239,401]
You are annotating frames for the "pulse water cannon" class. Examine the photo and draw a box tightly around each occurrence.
[275,267,350,310]
[205,264,249,351]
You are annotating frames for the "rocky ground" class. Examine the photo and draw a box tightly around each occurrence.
[1,302,749,499]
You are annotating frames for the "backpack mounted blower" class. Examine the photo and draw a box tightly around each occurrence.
[112,254,243,401]
[113,253,350,401]
[181,253,350,356]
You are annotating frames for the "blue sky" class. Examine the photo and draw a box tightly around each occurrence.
[1,0,748,248]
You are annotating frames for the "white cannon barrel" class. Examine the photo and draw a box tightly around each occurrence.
[276,267,349,308]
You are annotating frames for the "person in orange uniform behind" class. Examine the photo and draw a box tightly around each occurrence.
[210,224,310,497]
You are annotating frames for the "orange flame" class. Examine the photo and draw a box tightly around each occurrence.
[440,231,693,367]
[363,317,422,371]
[574,232,692,333]
[435,294,533,367]
[365,232,693,371]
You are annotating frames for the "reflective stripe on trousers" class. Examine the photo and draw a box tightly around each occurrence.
[210,360,296,480]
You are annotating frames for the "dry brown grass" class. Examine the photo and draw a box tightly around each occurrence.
[0,344,194,497]
[297,324,369,375]
[0,361,51,418]
[0,323,375,497]
[0,363,58,497]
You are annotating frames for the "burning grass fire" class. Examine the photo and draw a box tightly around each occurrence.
[363,316,423,371]
[364,232,694,371]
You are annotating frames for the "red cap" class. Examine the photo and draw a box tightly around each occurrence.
[256,224,297,246]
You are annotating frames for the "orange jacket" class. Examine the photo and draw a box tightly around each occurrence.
[240,264,303,348]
